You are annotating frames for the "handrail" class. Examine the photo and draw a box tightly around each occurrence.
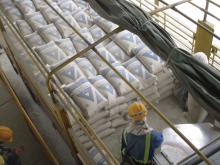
[43,0,212,164]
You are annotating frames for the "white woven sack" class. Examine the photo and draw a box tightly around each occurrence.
[35,41,67,65]
[88,111,109,124]
[73,0,89,9]
[55,38,77,56]
[75,129,84,137]
[157,68,173,82]
[58,0,78,14]
[158,84,174,95]
[123,57,157,88]
[24,32,45,48]
[89,147,108,165]
[87,47,118,72]
[53,12,81,38]
[93,16,118,33]
[95,122,111,133]
[64,77,108,117]
[50,60,85,84]
[142,86,158,97]
[102,63,142,95]
[91,118,109,129]
[89,24,110,45]
[5,7,22,22]
[75,57,97,78]
[136,47,164,74]
[98,128,115,139]
[88,75,118,105]
[0,1,13,10]
[71,28,94,52]
[113,30,138,56]
[109,103,128,116]
[38,24,62,42]
[158,77,174,90]
[40,4,62,23]
[32,0,46,9]
[73,10,93,28]
[105,41,129,63]
[16,20,33,36]
[26,12,47,31]
[15,0,36,15]
[112,118,128,128]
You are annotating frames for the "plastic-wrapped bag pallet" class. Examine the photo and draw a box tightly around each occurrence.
[26,12,47,31]
[72,10,93,28]
[64,77,108,117]
[15,0,36,15]
[35,41,67,65]
[38,24,62,42]
[93,16,118,33]
[50,60,85,84]
[55,38,77,56]
[105,41,129,63]
[87,47,118,72]
[53,12,81,38]
[101,63,142,96]
[75,57,97,78]
[16,20,33,36]
[24,32,45,48]
[71,28,94,52]
[113,30,139,56]
[58,0,78,14]
[5,7,22,22]
[123,57,157,88]
[40,4,62,23]
[136,47,165,74]
[88,75,118,106]
[89,24,110,46]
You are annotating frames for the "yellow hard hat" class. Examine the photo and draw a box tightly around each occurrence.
[128,102,148,121]
[0,126,13,143]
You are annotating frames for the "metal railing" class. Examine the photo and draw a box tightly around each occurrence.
[0,0,219,164]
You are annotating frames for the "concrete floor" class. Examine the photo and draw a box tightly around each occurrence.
[0,79,50,165]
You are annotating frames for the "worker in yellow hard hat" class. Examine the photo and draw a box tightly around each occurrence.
[0,126,23,165]
[121,102,163,165]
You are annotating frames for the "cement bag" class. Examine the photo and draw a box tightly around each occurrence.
[158,77,174,89]
[15,0,36,15]
[40,4,62,23]
[75,57,97,78]
[109,103,128,116]
[142,86,158,97]
[38,24,62,42]
[93,16,118,33]
[98,128,115,139]
[102,63,142,95]
[95,122,111,133]
[87,47,118,72]
[157,68,173,82]
[35,41,67,65]
[89,24,110,45]
[105,41,129,63]
[88,75,118,105]
[50,60,85,85]
[89,147,107,165]
[55,38,77,56]
[123,57,157,88]
[0,1,13,10]
[113,30,138,56]
[58,0,78,14]
[53,12,81,38]
[26,12,47,31]
[73,0,89,9]
[24,32,45,48]
[136,47,165,74]
[91,118,109,130]
[32,0,46,9]
[88,111,109,124]
[71,28,94,52]
[64,77,108,117]
[72,10,93,28]
[5,7,22,22]
[16,20,33,36]
[112,118,128,128]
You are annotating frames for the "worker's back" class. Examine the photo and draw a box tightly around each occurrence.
[121,129,163,164]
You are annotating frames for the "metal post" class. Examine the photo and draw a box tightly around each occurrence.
[203,0,210,21]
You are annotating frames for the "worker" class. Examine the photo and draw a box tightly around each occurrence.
[0,126,23,165]
[121,102,163,165]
